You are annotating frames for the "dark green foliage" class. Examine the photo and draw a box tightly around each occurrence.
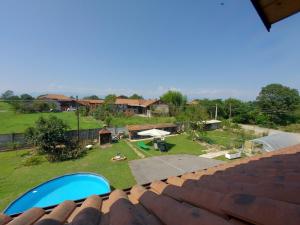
[78,106,89,117]
[12,100,56,113]
[160,90,187,106]
[25,116,85,162]
[129,94,143,99]
[197,135,215,144]
[83,95,100,100]
[22,155,44,166]
[20,94,34,101]
[256,84,300,125]
[104,94,117,104]
[1,90,14,99]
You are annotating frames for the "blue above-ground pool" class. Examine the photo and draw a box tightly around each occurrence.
[4,173,111,215]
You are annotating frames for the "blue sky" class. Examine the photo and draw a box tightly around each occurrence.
[0,0,299,100]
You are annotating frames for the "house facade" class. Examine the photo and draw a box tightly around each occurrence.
[38,94,76,111]
[114,98,166,116]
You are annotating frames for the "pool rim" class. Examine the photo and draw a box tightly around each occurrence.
[3,172,111,215]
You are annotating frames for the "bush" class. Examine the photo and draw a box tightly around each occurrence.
[25,116,85,162]
[197,134,215,144]
[22,155,44,166]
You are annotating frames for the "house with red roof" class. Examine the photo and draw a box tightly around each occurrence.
[115,98,168,116]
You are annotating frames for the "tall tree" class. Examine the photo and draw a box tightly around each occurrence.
[20,93,34,100]
[256,83,300,124]
[1,90,14,99]
[160,90,187,107]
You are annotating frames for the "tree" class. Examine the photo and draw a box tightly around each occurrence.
[176,104,208,140]
[83,95,100,100]
[25,116,83,161]
[129,94,143,99]
[256,84,300,125]
[104,94,117,104]
[197,98,226,119]
[160,91,187,107]
[20,94,34,101]
[160,91,187,116]
[1,90,14,99]
[224,98,244,119]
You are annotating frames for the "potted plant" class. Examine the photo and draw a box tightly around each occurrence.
[225,150,241,159]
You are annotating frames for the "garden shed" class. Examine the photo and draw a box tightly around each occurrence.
[98,128,112,145]
[203,120,221,131]
[250,133,300,152]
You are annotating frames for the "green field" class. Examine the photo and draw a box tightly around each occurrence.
[111,116,175,127]
[135,134,206,156]
[0,102,174,134]
[0,141,138,211]
[203,130,257,149]
[0,102,102,134]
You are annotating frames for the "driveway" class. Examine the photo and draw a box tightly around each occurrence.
[239,124,284,135]
[129,154,222,184]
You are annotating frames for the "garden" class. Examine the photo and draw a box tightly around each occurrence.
[0,141,138,211]
[135,134,206,156]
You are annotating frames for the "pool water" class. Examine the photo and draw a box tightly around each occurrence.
[4,173,110,215]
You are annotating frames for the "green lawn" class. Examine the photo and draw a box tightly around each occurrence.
[111,116,175,127]
[0,102,102,134]
[0,141,138,211]
[204,130,257,149]
[135,134,206,156]
[0,102,175,134]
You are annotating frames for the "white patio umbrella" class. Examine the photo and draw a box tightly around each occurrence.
[137,129,170,137]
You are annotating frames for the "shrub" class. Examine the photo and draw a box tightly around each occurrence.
[23,155,44,166]
[25,116,85,162]
[197,134,215,144]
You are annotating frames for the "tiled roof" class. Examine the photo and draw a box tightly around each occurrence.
[127,123,177,131]
[2,144,300,225]
[38,94,73,101]
[115,99,159,107]
[77,99,104,106]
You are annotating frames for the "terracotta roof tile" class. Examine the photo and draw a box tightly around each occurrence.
[39,200,76,223]
[0,214,12,225]
[115,99,159,107]
[68,195,102,225]
[3,144,300,225]
[221,193,300,225]
[7,208,45,225]
[131,185,230,225]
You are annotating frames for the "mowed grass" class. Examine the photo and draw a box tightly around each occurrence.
[0,102,175,134]
[0,102,102,134]
[111,116,175,127]
[135,134,206,157]
[0,141,138,211]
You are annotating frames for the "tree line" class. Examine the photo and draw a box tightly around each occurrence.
[160,84,300,127]
[2,83,300,127]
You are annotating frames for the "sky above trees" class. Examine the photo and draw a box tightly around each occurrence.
[0,0,299,100]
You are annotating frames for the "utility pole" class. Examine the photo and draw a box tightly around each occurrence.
[229,103,232,119]
[215,104,218,120]
[76,96,80,144]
